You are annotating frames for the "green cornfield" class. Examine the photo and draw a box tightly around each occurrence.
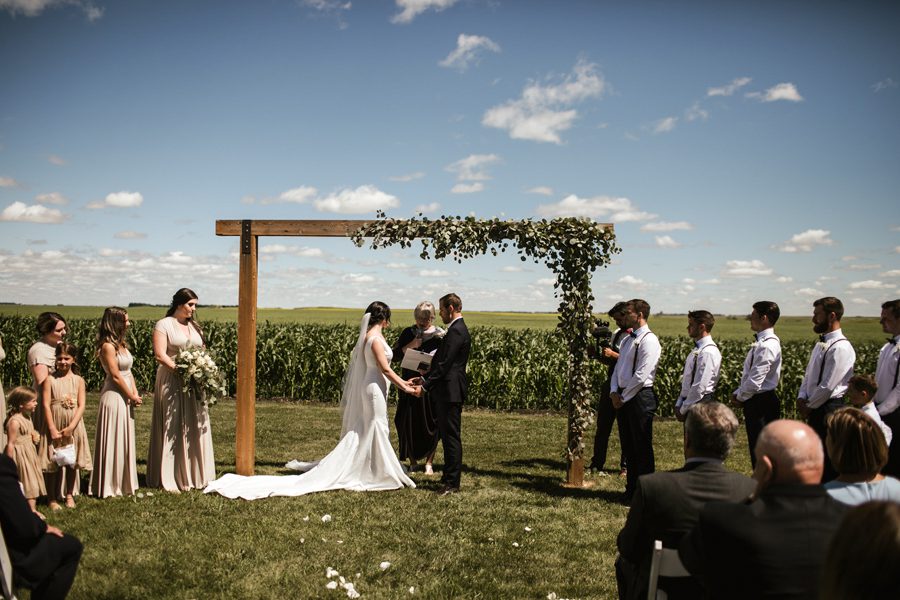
[0,315,881,417]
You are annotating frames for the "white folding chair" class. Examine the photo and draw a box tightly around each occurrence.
[0,526,18,600]
[646,539,690,600]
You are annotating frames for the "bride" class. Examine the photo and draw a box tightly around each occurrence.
[204,302,417,499]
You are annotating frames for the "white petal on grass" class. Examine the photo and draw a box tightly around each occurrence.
[322,514,332,522]
[379,561,391,570]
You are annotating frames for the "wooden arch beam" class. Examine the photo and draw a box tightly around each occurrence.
[216,219,372,475]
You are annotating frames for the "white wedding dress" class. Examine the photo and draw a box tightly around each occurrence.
[204,315,415,500]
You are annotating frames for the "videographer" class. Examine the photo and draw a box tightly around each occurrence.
[588,301,629,476]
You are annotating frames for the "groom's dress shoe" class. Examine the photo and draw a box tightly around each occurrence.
[436,485,459,496]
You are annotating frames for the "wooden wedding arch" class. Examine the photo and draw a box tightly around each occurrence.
[217,217,618,486]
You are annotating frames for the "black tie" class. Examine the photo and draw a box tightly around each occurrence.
[819,334,827,343]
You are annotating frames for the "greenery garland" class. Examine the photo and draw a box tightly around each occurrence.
[352,211,621,472]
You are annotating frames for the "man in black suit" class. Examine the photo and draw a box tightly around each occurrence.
[0,453,83,600]
[615,402,755,600]
[413,292,470,495]
[679,420,848,599]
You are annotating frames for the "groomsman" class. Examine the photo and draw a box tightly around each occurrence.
[675,310,721,421]
[876,299,900,475]
[731,301,782,468]
[797,296,856,481]
[610,299,661,502]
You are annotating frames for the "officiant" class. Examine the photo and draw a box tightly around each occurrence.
[392,301,444,474]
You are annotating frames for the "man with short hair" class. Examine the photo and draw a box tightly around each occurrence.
[675,310,721,421]
[588,301,629,474]
[875,299,900,475]
[731,300,783,468]
[610,298,661,501]
[678,420,848,599]
[616,402,755,600]
[798,296,856,481]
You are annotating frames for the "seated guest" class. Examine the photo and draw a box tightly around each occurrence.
[616,402,755,600]
[824,407,900,505]
[679,420,848,599]
[821,501,900,600]
[0,452,82,599]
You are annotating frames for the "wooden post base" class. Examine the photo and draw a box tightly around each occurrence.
[562,457,586,488]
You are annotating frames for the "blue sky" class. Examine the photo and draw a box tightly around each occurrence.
[1,0,898,316]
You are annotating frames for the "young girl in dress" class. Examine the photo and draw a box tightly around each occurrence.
[4,386,47,516]
[39,342,92,509]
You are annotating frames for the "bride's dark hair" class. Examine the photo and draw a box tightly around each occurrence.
[365,301,391,328]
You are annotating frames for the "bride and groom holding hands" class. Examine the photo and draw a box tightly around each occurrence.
[204,293,470,500]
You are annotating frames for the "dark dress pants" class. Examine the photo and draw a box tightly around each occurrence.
[882,408,900,477]
[743,390,780,468]
[434,399,462,488]
[807,398,845,482]
[592,378,627,471]
[15,532,83,600]
[617,387,657,500]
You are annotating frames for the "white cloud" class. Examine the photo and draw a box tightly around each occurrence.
[724,259,773,278]
[88,191,144,209]
[652,116,678,134]
[526,186,554,196]
[618,275,648,290]
[414,202,440,213]
[640,221,693,232]
[47,154,66,166]
[847,264,880,271]
[851,298,870,305]
[882,270,900,277]
[747,82,804,102]
[776,229,833,252]
[35,192,67,205]
[439,34,500,71]
[388,172,425,182]
[420,269,450,277]
[0,176,21,188]
[536,194,657,222]
[655,235,681,248]
[314,185,399,214]
[0,0,103,20]
[707,77,752,97]
[391,0,457,24]
[114,231,146,240]
[536,277,556,286]
[482,59,606,144]
[343,273,375,283]
[301,0,351,29]
[262,185,318,205]
[872,78,898,93]
[0,201,66,223]
[451,182,484,194]
[896,246,900,254]
[260,244,323,258]
[501,266,523,272]
[684,102,709,122]
[702,278,720,285]
[795,287,824,297]
[775,276,794,283]
[849,280,893,290]
[445,154,500,182]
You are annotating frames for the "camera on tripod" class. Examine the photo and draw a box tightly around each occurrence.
[591,319,613,353]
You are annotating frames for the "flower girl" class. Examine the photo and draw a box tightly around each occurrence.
[38,342,92,509]
[4,386,47,515]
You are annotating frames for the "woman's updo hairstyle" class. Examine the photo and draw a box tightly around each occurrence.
[365,301,391,328]
[166,288,199,318]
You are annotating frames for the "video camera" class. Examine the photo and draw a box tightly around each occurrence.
[591,319,614,352]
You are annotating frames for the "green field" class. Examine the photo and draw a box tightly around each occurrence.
[0,304,886,343]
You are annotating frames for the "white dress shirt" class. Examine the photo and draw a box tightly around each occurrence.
[875,336,900,417]
[798,329,856,409]
[861,401,893,446]
[611,325,661,402]
[676,336,722,415]
[733,328,782,401]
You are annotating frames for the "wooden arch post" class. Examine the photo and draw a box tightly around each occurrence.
[216,219,371,475]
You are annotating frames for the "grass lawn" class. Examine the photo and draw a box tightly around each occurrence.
[0,304,885,342]
[33,396,754,600]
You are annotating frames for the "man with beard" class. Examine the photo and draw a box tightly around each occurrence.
[797,296,856,482]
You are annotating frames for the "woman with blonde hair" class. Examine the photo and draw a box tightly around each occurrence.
[391,301,443,474]
[824,406,900,505]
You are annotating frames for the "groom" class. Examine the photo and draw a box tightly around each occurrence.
[412,293,470,495]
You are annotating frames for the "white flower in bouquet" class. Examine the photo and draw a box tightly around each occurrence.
[174,346,228,406]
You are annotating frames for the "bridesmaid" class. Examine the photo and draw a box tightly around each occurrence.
[89,307,142,498]
[146,288,215,491]
[27,312,67,430]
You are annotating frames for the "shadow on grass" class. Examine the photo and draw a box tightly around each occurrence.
[461,458,628,502]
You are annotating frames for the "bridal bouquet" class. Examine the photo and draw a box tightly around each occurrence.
[174,346,228,406]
